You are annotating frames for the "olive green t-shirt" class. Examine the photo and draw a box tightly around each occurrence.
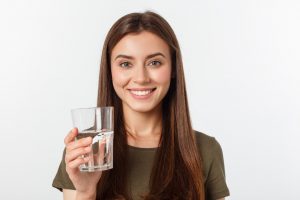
[52,131,230,199]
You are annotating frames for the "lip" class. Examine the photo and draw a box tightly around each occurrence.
[128,88,156,100]
[128,88,156,91]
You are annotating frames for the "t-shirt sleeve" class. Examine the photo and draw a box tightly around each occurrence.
[205,138,230,199]
[52,148,76,191]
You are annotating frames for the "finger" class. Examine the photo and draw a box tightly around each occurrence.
[64,128,78,145]
[105,138,113,164]
[65,146,91,163]
[67,156,90,169]
[66,137,92,152]
[98,139,106,165]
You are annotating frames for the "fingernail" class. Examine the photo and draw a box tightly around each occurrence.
[73,127,79,132]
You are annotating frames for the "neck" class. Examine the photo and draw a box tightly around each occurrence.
[123,104,162,148]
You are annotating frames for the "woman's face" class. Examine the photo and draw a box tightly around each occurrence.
[111,31,172,114]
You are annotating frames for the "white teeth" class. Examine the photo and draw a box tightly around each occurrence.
[130,90,152,96]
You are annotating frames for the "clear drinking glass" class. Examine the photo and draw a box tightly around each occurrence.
[71,107,114,172]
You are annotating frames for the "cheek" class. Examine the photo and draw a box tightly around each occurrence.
[111,67,129,88]
[152,66,172,85]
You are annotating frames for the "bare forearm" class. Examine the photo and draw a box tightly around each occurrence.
[63,189,96,200]
[75,190,96,200]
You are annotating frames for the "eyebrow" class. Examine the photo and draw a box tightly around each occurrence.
[114,52,166,61]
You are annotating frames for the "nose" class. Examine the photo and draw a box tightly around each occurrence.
[133,65,150,84]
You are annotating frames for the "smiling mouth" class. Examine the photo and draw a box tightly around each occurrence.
[129,88,156,96]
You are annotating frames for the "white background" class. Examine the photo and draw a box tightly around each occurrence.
[0,0,299,199]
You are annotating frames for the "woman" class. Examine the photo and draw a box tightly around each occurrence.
[53,11,230,200]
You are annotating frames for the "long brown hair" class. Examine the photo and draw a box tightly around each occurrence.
[96,11,205,200]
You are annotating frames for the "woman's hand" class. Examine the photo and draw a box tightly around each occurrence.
[64,128,102,197]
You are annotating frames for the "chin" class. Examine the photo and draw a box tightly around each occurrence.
[125,102,161,114]
[132,106,157,113]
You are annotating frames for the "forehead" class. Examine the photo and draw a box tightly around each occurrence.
[111,31,170,59]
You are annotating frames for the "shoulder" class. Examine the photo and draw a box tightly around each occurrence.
[193,130,225,177]
[193,131,230,199]
[193,130,221,155]
[194,130,214,145]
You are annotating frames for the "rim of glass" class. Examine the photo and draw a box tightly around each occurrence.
[71,106,114,112]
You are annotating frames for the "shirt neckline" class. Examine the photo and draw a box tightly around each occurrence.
[127,144,159,151]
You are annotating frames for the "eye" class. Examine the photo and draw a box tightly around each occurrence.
[119,61,131,68]
[148,60,161,66]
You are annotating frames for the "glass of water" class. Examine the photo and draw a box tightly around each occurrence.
[71,107,114,172]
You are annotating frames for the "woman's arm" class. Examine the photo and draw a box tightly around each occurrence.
[217,198,225,200]
[63,189,96,200]
[62,129,101,200]
[63,189,76,200]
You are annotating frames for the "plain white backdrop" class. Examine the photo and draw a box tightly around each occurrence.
[0,0,299,199]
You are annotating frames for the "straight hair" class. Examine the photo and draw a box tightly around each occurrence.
[96,11,205,200]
